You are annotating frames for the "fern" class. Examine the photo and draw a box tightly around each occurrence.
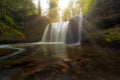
[5,16,16,28]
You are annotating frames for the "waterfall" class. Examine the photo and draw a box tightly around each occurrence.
[42,16,82,45]
[42,22,69,43]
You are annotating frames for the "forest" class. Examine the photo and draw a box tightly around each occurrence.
[0,0,94,43]
[0,0,120,80]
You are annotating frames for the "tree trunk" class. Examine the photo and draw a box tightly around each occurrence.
[1,0,6,19]
[49,0,59,22]
[38,0,41,16]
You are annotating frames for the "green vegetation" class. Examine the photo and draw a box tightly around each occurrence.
[62,0,96,21]
[2,0,118,44]
[102,25,120,42]
[0,0,36,43]
[49,0,59,22]
[81,0,96,14]
[0,21,25,42]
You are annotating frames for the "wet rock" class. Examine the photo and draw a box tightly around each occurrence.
[24,16,49,42]
[1,66,10,69]
[66,16,82,44]
[82,0,120,46]
[84,0,120,29]
[26,63,34,68]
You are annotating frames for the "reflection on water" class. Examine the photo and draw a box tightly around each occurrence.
[0,44,120,80]
[41,44,68,59]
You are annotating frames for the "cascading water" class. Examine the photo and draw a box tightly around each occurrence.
[42,22,69,43]
[42,15,83,45]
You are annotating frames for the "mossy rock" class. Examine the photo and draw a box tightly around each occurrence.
[101,25,120,42]
[0,22,25,43]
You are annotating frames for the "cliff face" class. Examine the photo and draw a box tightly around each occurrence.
[24,15,49,42]
[84,0,120,29]
[66,16,81,44]
[82,0,120,48]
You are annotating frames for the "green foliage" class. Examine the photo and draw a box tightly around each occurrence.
[0,22,24,42]
[81,0,96,14]
[4,15,16,28]
[49,0,59,22]
[4,0,36,30]
[6,0,36,20]
[62,0,96,21]
[102,25,120,42]
[62,0,81,21]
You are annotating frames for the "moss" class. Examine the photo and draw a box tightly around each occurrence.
[82,0,96,14]
[0,22,24,42]
[101,25,120,42]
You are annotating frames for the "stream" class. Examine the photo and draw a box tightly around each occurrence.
[0,43,120,80]
[0,45,25,60]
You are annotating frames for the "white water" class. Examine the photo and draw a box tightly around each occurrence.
[0,45,25,60]
[42,22,69,43]
[42,15,83,45]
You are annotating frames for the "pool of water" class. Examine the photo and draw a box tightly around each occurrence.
[0,43,120,80]
[0,49,18,57]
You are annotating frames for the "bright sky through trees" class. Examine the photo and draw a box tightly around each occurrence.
[33,0,48,10]
[33,0,49,15]
[58,0,70,9]
[33,0,70,10]
[33,0,70,17]
[33,0,38,5]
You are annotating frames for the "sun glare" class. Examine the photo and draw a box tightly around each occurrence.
[33,0,70,16]
[33,0,49,15]
[33,0,70,9]
[58,0,70,9]
[33,0,38,5]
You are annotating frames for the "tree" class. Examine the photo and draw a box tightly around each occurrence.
[0,0,6,19]
[62,8,71,21]
[38,0,41,16]
[62,0,95,21]
[78,0,95,14]
[6,0,36,21]
[62,0,81,21]
[49,0,59,22]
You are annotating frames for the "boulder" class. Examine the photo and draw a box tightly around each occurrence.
[82,0,120,48]
[66,16,82,44]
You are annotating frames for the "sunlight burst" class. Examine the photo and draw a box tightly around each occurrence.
[33,0,38,5]
[33,0,48,10]
[33,0,70,10]
[33,0,49,15]
[58,0,70,9]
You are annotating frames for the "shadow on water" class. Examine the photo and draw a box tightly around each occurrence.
[0,43,120,80]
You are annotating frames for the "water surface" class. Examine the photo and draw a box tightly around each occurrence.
[0,43,120,80]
